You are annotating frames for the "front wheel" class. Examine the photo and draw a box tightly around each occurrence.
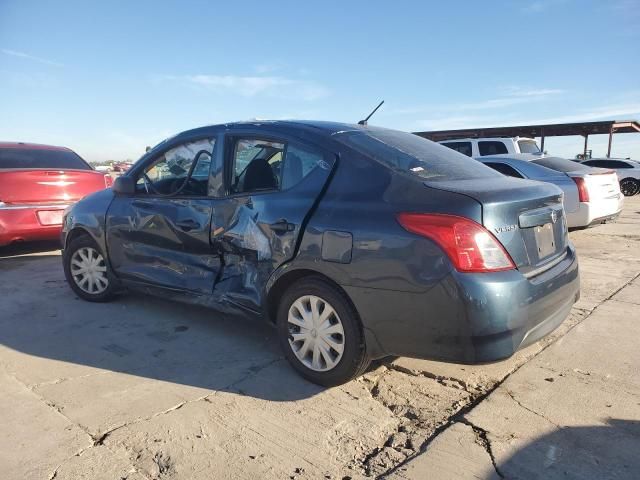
[277,277,370,386]
[620,178,640,197]
[63,234,118,302]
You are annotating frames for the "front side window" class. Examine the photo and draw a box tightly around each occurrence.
[478,141,508,156]
[231,138,285,194]
[582,160,601,167]
[136,138,215,196]
[441,142,472,157]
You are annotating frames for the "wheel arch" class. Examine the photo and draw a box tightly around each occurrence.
[264,266,386,359]
[265,268,353,325]
[64,226,93,250]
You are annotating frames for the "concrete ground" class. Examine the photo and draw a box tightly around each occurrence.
[0,196,639,480]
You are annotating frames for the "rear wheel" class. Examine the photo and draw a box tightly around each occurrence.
[63,235,118,302]
[620,178,640,196]
[276,277,370,386]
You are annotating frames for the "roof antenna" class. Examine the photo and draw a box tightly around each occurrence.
[358,100,384,126]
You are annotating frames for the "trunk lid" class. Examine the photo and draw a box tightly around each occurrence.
[427,177,568,275]
[0,169,109,205]
[579,170,620,201]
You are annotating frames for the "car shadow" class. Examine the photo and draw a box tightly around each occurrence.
[0,253,327,402]
[487,419,640,479]
[0,240,61,258]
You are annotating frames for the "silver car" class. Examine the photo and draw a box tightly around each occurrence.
[479,154,623,228]
[579,158,640,196]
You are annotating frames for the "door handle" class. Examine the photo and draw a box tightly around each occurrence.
[176,219,201,231]
[269,219,295,233]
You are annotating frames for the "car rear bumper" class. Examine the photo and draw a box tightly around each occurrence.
[345,243,580,362]
[567,196,623,228]
[0,204,67,246]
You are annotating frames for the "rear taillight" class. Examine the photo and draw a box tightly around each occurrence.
[397,213,515,273]
[572,177,590,202]
[104,174,113,188]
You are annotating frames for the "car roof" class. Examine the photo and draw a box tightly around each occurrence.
[176,120,364,139]
[0,141,71,151]
[141,120,379,163]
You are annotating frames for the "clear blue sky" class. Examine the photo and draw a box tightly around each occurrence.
[1,0,639,162]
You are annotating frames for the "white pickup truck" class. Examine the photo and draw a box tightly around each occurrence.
[439,136,542,157]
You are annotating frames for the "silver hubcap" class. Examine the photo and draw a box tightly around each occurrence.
[287,295,345,372]
[70,247,108,295]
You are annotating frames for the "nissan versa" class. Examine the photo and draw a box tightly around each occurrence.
[61,121,580,386]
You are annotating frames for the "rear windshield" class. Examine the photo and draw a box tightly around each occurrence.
[518,140,541,154]
[335,128,500,182]
[532,157,594,173]
[0,148,92,170]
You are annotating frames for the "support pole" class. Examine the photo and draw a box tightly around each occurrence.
[607,126,614,158]
[540,128,545,153]
[583,134,588,158]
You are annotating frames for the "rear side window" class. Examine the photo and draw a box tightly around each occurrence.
[335,128,500,182]
[281,143,326,190]
[478,141,508,156]
[532,157,594,173]
[517,140,541,154]
[0,148,92,170]
[613,161,633,169]
[484,162,524,178]
[441,141,472,157]
[583,159,627,168]
[231,138,285,194]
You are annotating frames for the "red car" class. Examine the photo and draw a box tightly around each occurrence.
[0,142,112,247]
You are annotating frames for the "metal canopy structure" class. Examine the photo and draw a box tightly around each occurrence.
[414,120,640,158]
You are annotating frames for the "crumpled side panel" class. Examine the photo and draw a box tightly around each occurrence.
[226,206,272,261]
[210,203,274,312]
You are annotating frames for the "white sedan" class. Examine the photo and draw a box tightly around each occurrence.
[579,158,640,197]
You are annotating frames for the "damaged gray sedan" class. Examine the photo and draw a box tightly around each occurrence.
[62,121,580,386]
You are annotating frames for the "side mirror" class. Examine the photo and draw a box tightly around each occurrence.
[112,176,135,195]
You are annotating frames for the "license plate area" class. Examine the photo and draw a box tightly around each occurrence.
[534,223,556,259]
[36,210,64,226]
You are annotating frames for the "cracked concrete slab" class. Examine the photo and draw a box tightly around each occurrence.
[356,365,473,476]
[387,422,501,480]
[49,444,148,480]
[611,278,640,306]
[101,361,399,480]
[0,369,91,479]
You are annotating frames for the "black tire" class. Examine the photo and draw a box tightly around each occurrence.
[276,276,370,386]
[620,178,640,197]
[63,234,118,302]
